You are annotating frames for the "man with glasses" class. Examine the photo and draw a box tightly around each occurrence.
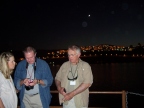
[55,45,93,108]
[14,46,53,108]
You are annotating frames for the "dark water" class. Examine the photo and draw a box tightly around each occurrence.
[49,62,144,107]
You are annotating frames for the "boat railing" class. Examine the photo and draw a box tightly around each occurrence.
[51,90,127,108]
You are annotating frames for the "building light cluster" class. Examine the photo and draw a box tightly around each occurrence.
[12,44,144,62]
[35,44,144,59]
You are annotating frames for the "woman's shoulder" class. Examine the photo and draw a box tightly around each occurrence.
[0,71,3,76]
[0,71,5,81]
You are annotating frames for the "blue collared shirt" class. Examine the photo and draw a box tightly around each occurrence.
[14,58,53,108]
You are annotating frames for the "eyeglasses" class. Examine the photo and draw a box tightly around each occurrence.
[68,53,77,57]
[67,76,78,81]
[67,71,78,81]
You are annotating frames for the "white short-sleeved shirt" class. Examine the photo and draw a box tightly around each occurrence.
[0,71,17,108]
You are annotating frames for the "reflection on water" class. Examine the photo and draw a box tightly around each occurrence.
[50,62,144,92]
[50,62,144,107]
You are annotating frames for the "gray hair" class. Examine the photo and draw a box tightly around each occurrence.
[68,45,81,54]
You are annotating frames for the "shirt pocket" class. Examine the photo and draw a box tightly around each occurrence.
[61,68,68,78]
[35,69,43,79]
[77,68,84,83]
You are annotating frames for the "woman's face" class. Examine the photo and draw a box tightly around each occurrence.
[7,56,16,70]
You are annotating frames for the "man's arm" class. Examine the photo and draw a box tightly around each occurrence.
[72,83,91,96]
[14,63,24,90]
[38,61,53,88]
[55,79,61,91]
[55,79,66,96]
[62,83,91,101]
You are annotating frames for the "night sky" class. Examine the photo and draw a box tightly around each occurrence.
[1,0,144,50]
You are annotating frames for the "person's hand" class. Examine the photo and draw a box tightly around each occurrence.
[28,79,37,86]
[62,92,75,102]
[23,78,29,86]
[58,87,66,96]
[15,88,19,93]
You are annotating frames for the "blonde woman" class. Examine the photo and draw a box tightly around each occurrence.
[0,52,18,108]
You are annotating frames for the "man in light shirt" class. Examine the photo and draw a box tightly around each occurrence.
[55,45,93,108]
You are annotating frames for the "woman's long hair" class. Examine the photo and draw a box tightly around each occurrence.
[0,52,14,79]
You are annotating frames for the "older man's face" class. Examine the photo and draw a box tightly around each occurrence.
[68,49,80,64]
[24,51,36,64]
